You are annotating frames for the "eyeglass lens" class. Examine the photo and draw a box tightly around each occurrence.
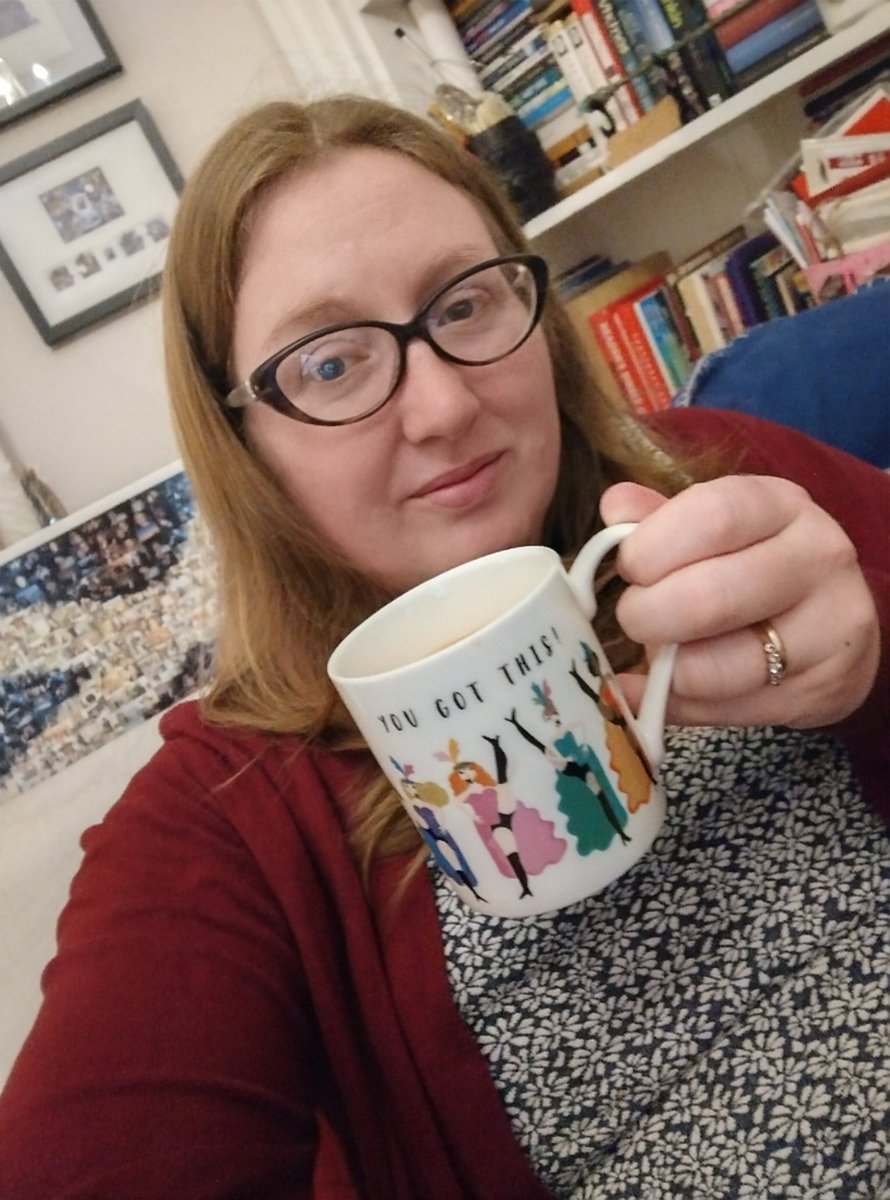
[274,259,539,423]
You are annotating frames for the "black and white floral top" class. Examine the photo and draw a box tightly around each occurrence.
[433,725,890,1199]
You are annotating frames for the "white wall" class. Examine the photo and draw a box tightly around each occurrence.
[0,0,357,522]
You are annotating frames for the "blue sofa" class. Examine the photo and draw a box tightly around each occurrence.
[676,279,890,470]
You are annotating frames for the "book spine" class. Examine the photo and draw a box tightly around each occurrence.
[519,83,575,127]
[470,14,535,65]
[460,0,511,42]
[504,62,564,109]
[676,270,727,354]
[589,308,652,410]
[597,0,662,111]
[451,0,498,27]
[479,29,548,91]
[571,0,643,122]
[547,21,594,108]
[715,0,804,50]
[711,268,747,338]
[635,288,696,389]
[625,0,714,116]
[725,0,824,76]
[564,12,631,131]
[729,22,827,89]
[611,297,674,409]
[660,277,702,361]
[464,0,530,53]
[660,0,736,104]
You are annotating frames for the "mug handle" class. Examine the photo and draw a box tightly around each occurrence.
[566,522,677,771]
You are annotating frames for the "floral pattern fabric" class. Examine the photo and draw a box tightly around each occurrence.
[433,725,890,1199]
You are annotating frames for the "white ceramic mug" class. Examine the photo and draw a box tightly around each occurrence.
[328,523,677,917]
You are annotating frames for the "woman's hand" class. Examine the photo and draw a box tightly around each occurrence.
[600,475,881,729]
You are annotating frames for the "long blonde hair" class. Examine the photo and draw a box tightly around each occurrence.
[162,95,699,867]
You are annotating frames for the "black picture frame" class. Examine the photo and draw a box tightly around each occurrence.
[0,99,183,345]
[0,0,121,130]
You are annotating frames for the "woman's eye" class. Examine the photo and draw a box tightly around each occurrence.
[440,297,476,324]
[306,354,348,383]
[437,290,487,327]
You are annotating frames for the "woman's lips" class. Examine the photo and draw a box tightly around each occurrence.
[411,453,503,507]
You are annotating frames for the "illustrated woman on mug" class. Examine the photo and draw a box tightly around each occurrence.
[1,96,887,1200]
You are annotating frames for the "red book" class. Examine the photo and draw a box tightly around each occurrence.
[715,0,805,50]
[609,291,674,411]
[589,307,651,411]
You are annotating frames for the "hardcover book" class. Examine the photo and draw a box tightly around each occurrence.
[724,0,824,76]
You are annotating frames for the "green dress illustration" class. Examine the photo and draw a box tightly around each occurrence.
[507,679,630,856]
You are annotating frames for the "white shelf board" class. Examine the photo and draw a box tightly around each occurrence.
[523,4,890,241]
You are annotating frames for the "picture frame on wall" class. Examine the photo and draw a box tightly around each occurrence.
[0,0,121,129]
[0,99,183,345]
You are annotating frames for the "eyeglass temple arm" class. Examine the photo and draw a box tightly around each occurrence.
[224,381,257,410]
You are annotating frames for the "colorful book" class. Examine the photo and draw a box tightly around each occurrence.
[562,251,671,405]
[609,286,676,409]
[723,230,779,326]
[633,286,696,392]
[589,304,652,409]
[724,0,824,76]
[675,238,748,354]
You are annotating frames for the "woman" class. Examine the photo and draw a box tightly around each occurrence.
[0,96,887,1199]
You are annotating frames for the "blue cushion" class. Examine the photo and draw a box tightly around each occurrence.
[677,279,890,469]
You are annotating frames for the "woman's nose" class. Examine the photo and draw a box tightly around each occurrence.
[395,339,482,444]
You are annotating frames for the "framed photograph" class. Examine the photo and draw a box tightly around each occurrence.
[0,0,121,129]
[0,99,183,345]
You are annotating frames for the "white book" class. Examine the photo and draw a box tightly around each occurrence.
[573,7,640,127]
[564,12,629,133]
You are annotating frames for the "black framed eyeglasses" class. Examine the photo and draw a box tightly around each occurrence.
[224,254,549,427]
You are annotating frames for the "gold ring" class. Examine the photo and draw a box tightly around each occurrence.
[753,620,787,686]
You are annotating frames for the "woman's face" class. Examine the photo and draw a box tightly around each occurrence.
[232,147,561,594]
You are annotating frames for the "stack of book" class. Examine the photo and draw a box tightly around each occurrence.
[557,250,699,412]
[752,80,890,298]
[445,0,839,195]
[556,223,821,411]
[707,0,828,90]
[555,76,890,413]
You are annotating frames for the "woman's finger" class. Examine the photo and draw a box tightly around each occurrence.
[612,475,812,587]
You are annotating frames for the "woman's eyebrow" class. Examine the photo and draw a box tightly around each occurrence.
[263,300,356,353]
[261,246,494,353]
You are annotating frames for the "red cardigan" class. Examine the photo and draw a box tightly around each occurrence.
[0,409,887,1199]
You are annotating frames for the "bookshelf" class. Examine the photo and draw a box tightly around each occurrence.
[524,5,890,242]
[294,1,888,270]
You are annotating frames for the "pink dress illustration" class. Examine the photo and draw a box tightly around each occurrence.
[439,735,566,900]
